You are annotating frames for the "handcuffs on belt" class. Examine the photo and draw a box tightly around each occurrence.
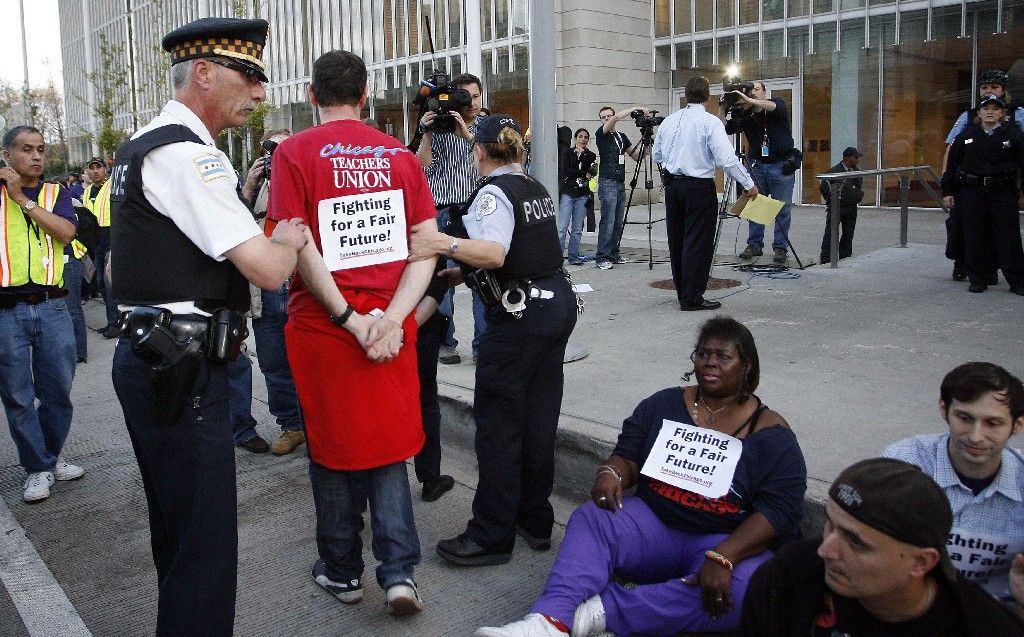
[466,268,584,318]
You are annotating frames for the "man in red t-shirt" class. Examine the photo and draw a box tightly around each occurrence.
[267,50,437,618]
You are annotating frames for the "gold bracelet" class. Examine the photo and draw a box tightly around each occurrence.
[596,464,622,482]
[705,549,734,571]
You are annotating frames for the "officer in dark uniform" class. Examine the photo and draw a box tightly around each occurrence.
[408,114,578,566]
[108,18,308,635]
[941,94,1024,296]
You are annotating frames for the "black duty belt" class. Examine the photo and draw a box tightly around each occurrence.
[959,173,1018,188]
[661,172,714,183]
[0,288,69,309]
[118,307,248,363]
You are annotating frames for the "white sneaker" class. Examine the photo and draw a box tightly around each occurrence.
[53,457,84,481]
[386,579,424,616]
[23,472,55,502]
[571,596,606,636]
[475,613,568,637]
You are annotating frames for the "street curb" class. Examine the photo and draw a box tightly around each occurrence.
[438,385,830,538]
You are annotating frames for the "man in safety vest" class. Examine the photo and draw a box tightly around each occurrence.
[83,158,119,336]
[0,125,84,503]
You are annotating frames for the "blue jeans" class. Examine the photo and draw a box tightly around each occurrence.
[308,459,421,590]
[253,285,302,432]
[558,194,588,260]
[227,352,259,444]
[0,299,76,473]
[596,178,626,262]
[746,161,795,251]
[63,257,87,359]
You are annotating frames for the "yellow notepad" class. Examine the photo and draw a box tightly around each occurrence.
[731,193,785,225]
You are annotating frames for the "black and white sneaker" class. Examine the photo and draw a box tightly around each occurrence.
[312,559,363,604]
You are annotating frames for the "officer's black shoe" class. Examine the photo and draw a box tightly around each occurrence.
[101,325,121,339]
[515,524,552,551]
[238,435,270,453]
[987,273,999,286]
[952,264,967,282]
[680,299,722,312]
[968,283,987,293]
[421,475,455,502]
[436,533,512,566]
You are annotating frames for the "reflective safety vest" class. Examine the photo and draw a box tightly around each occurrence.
[0,184,67,288]
[89,179,112,227]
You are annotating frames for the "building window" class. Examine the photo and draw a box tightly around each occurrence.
[655,0,670,38]
[717,0,735,29]
[674,0,692,36]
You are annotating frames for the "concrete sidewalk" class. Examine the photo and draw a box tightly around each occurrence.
[1,203,1022,635]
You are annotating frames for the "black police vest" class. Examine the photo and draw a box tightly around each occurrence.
[956,122,1024,178]
[109,124,250,312]
[453,173,562,285]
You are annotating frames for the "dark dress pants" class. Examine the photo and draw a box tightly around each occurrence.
[819,204,858,261]
[414,310,447,483]
[111,339,237,637]
[665,177,717,308]
[962,186,1024,288]
[467,276,577,550]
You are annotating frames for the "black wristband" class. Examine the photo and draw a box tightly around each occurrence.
[329,305,354,327]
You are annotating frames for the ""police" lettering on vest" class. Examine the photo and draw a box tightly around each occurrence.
[520,196,555,224]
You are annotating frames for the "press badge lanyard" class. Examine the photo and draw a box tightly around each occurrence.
[760,111,770,158]
[615,133,626,165]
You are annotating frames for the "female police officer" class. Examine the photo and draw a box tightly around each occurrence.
[409,114,578,565]
[941,95,1024,296]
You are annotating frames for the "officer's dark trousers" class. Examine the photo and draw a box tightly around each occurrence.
[665,176,717,308]
[819,204,858,261]
[961,186,1024,288]
[415,310,448,483]
[112,339,237,637]
[467,276,577,550]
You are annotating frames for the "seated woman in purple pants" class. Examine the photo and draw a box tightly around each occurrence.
[476,316,807,637]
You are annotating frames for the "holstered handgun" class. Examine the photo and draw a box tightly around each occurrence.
[126,307,204,424]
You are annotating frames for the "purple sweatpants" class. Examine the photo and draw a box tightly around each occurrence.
[530,497,772,635]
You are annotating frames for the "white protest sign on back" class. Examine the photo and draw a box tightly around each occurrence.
[947,528,1021,595]
[640,419,742,499]
[318,189,408,271]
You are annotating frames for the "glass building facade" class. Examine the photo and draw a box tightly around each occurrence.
[57,1,1023,210]
[653,0,1024,206]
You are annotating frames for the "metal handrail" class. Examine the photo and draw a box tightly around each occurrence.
[815,165,949,268]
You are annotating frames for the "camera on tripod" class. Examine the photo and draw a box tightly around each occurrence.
[413,68,472,134]
[630,109,665,131]
[720,79,756,117]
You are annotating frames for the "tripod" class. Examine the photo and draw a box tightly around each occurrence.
[709,140,806,274]
[616,127,665,270]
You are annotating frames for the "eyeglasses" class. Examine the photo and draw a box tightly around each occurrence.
[206,57,264,82]
[690,348,737,364]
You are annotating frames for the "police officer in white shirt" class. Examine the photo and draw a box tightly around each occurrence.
[653,76,758,311]
[107,18,308,635]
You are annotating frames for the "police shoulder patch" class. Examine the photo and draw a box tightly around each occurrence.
[193,153,229,182]
[477,193,497,218]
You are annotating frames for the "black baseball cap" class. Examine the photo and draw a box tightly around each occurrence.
[474,114,523,143]
[829,458,956,582]
[162,17,269,82]
[842,147,862,158]
[86,157,105,168]
[979,94,1007,109]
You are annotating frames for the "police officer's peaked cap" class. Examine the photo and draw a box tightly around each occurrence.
[162,17,269,82]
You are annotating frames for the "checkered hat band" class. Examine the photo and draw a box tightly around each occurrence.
[171,38,265,68]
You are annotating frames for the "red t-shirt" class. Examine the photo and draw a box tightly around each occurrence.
[267,119,435,314]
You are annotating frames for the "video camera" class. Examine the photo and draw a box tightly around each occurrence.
[630,109,665,130]
[413,69,472,134]
[720,79,756,116]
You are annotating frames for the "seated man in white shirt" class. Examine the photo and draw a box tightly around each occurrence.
[883,362,1024,616]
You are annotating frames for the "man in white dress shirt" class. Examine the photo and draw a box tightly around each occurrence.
[653,76,758,311]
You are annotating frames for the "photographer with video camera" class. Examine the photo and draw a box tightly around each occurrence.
[594,105,649,270]
[724,80,797,265]
[654,76,758,312]
[417,72,487,364]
